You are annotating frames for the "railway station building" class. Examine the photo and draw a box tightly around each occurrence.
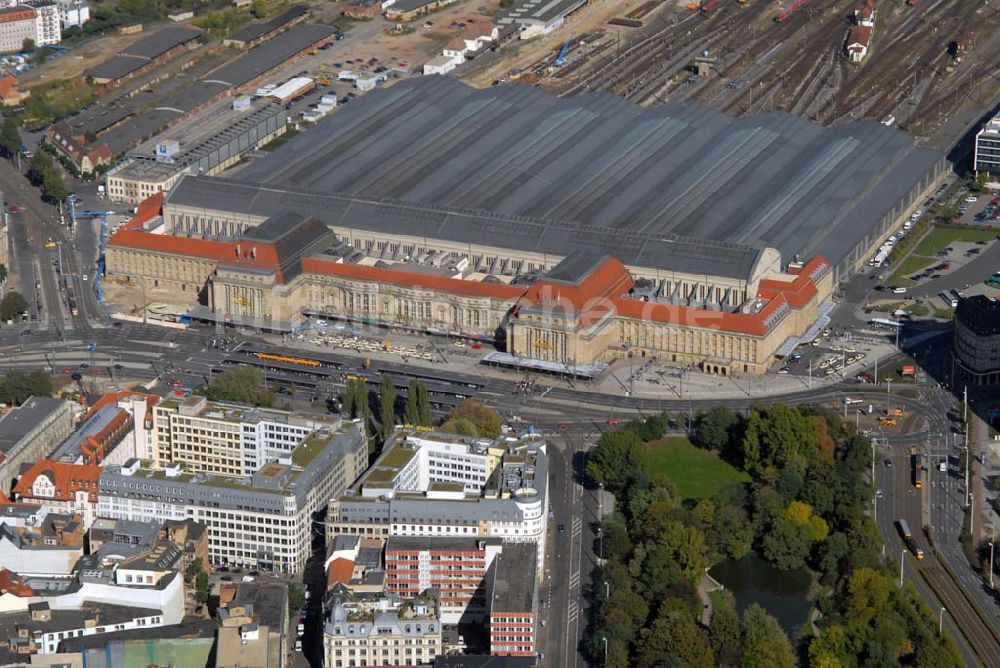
[106,77,946,375]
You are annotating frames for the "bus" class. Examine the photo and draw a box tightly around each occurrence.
[896,519,925,559]
[911,451,923,489]
[868,318,904,330]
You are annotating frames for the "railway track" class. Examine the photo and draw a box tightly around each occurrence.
[920,562,1000,666]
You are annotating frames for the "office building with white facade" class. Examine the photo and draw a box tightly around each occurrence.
[327,430,548,570]
[153,394,339,477]
[975,114,1000,177]
[98,421,367,573]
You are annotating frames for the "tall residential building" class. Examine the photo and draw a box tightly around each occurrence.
[0,5,36,53]
[327,430,548,571]
[24,1,59,45]
[98,422,367,573]
[323,588,442,668]
[55,0,86,28]
[975,114,1000,177]
[153,394,339,476]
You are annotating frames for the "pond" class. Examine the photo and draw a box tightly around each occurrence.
[709,552,812,637]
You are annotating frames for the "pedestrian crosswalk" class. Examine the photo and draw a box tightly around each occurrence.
[567,600,578,625]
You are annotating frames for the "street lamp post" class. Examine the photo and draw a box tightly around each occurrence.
[991,536,995,590]
[871,437,876,489]
[939,606,946,636]
[899,549,905,587]
[603,636,608,663]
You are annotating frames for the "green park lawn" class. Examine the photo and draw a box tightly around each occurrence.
[645,437,750,501]
[888,227,997,287]
[911,227,997,257]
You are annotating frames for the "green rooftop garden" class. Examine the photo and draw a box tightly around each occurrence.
[292,434,330,468]
[379,445,417,470]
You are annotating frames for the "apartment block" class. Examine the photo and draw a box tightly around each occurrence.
[153,394,339,477]
[0,6,36,53]
[25,1,59,45]
[975,113,1000,176]
[323,589,442,668]
[56,0,87,29]
[98,422,367,573]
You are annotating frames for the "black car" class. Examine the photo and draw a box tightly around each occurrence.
[79,363,89,368]
[884,458,892,468]
[557,524,565,533]
[114,363,124,369]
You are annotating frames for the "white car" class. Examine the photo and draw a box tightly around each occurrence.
[892,287,907,294]
[965,195,979,203]
[82,274,88,281]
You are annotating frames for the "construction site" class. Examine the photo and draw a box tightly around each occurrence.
[463,0,1000,152]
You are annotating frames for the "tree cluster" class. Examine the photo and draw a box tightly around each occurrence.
[403,379,432,426]
[440,399,502,438]
[0,291,28,321]
[202,366,274,407]
[0,369,53,405]
[184,558,210,604]
[340,380,370,421]
[27,151,68,203]
[587,403,961,667]
[0,117,20,160]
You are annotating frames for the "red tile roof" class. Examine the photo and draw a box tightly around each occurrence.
[13,460,102,503]
[85,390,160,420]
[0,75,21,102]
[848,25,872,48]
[113,194,827,337]
[857,0,875,19]
[118,192,164,231]
[517,257,634,325]
[327,557,354,588]
[0,569,33,597]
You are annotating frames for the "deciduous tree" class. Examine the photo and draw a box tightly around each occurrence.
[0,118,20,159]
[692,406,739,452]
[0,291,28,321]
[741,604,795,668]
[448,399,501,438]
[379,373,396,439]
[403,379,431,425]
[585,429,646,492]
